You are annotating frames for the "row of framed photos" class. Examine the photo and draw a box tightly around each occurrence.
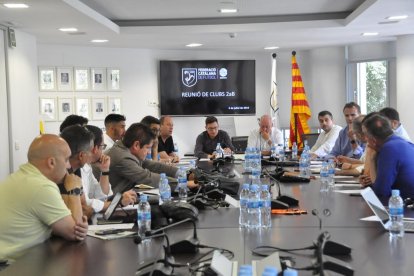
[39,67,121,92]
[39,97,122,122]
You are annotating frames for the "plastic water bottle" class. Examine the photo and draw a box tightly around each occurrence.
[327,159,335,189]
[137,194,151,243]
[177,167,187,202]
[320,162,329,192]
[239,264,253,276]
[271,144,277,159]
[251,147,261,174]
[389,189,404,238]
[189,159,196,170]
[173,142,179,157]
[239,183,250,227]
[259,185,272,228]
[299,153,309,177]
[283,268,298,276]
[291,142,298,160]
[251,169,261,186]
[244,147,251,173]
[262,266,278,276]
[247,184,261,229]
[158,173,171,205]
[278,144,285,161]
[146,148,152,160]
[216,143,223,159]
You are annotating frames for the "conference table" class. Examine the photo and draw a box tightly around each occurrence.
[2,161,414,276]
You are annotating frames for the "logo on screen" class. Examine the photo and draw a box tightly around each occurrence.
[182,68,198,87]
[219,68,228,79]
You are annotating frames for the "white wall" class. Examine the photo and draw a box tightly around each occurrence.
[396,35,414,139]
[7,30,38,170]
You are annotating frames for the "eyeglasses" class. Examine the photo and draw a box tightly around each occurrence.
[99,144,107,150]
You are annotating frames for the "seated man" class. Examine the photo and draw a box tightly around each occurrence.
[61,125,136,218]
[0,134,88,261]
[248,114,283,156]
[194,116,235,159]
[361,114,414,200]
[379,107,412,142]
[310,111,342,159]
[59,114,88,133]
[140,115,161,161]
[158,116,179,162]
[327,102,364,159]
[107,123,197,193]
[103,114,126,151]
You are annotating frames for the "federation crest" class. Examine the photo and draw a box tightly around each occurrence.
[182,68,197,87]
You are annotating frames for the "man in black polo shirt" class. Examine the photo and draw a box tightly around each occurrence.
[194,116,234,159]
[158,116,179,162]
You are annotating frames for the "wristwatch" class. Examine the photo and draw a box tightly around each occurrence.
[67,187,82,196]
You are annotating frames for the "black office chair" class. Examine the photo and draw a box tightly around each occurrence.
[301,133,319,148]
[231,136,248,154]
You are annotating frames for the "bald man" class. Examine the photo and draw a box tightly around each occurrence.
[247,115,283,156]
[0,134,88,261]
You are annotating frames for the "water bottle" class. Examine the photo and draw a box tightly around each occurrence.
[262,266,278,276]
[259,185,272,228]
[320,162,329,192]
[239,183,250,227]
[216,143,223,159]
[189,159,196,170]
[291,142,298,160]
[146,148,152,160]
[244,147,251,173]
[278,144,285,161]
[177,167,188,202]
[299,153,309,177]
[251,169,261,186]
[173,142,179,157]
[247,184,261,229]
[389,189,404,238]
[158,173,171,205]
[251,147,261,174]
[137,194,151,243]
[327,159,335,189]
[283,268,298,276]
[239,264,253,276]
[270,144,277,159]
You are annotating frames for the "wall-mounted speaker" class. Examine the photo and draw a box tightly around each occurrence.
[8,28,16,48]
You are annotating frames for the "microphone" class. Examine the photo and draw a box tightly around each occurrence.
[151,218,200,254]
[312,209,322,230]
[263,168,299,207]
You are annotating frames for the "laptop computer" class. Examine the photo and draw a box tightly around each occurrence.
[361,187,414,232]
[97,193,135,224]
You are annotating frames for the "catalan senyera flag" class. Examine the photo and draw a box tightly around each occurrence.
[289,51,311,148]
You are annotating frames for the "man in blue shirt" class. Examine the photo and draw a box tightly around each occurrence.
[327,102,364,159]
[362,114,414,200]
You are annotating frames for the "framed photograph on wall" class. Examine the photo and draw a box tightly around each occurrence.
[38,67,56,91]
[91,68,106,91]
[107,68,120,91]
[76,97,90,118]
[108,97,122,114]
[39,97,57,121]
[74,68,90,91]
[57,67,73,91]
[58,97,74,121]
[91,97,107,120]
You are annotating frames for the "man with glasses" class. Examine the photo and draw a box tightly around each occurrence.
[141,116,162,161]
[104,114,127,151]
[248,114,283,156]
[194,116,234,159]
[61,125,136,218]
[158,116,179,163]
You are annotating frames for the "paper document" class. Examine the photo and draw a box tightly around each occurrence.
[334,184,362,189]
[360,215,380,221]
[334,189,363,194]
[88,223,134,231]
[335,180,360,184]
[224,195,239,208]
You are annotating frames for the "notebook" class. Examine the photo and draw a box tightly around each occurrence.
[361,187,414,232]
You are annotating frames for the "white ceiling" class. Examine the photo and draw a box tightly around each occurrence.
[0,0,413,51]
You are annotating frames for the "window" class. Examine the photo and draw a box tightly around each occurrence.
[347,60,389,114]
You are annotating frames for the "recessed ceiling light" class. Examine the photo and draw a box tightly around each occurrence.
[186,43,202,47]
[59,28,78,32]
[264,46,279,50]
[3,3,29,8]
[91,39,108,43]
[387,15,408,20]
[219,8,238,13]
[362,32,379,36]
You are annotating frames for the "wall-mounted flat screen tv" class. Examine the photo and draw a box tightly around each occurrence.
[159,60,255,116]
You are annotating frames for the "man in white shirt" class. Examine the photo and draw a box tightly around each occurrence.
[379,107,412,142]
[247,114,283,156]
[104,114,127,151]
[310,110,342,158]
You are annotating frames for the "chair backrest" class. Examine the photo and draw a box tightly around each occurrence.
[231,136,248,154]
[301,133,319,148]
